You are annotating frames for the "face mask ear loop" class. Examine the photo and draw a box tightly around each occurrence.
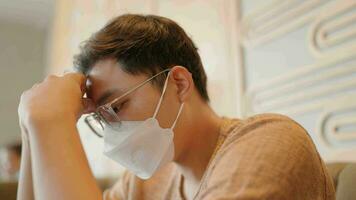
[153,71,171,119]
[171,103,184,130]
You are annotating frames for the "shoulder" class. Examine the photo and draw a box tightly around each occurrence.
[225,113,311,145]
[199,113,331,199]
[219,113,317,165]
[240,112,304,131]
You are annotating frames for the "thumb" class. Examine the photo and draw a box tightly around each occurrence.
[63,72,87,94]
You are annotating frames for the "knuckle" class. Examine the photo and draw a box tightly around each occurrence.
[31,83,39,89]
[45,74,58,81]
[20,90,29,98]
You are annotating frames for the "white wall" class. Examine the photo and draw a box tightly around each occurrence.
[0,20,47,146]
[240,0,356,162]
[155,0,243,117]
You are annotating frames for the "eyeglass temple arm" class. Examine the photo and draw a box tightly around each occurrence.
[104,68,171,108]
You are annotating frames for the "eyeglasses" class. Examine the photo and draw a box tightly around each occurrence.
[84,69,171,138]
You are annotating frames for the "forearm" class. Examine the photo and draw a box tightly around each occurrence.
[28,119,102,200]
[17,132,34,200]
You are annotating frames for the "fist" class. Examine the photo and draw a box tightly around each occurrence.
[18,73,86,129]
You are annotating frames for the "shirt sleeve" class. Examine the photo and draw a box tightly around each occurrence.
[198,115,335,200]
[103,170,132,200]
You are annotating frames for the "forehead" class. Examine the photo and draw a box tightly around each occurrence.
[86,58,146,105]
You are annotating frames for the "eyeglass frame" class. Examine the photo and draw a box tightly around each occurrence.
[84,68,172,138]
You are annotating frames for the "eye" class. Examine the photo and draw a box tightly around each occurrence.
[112,100,127,114]
[112,106,120,113]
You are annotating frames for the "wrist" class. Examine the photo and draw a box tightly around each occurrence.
[26,113,78,136]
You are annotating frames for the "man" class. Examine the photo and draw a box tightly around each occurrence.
[17,14,335,200]
[0,142,21,181]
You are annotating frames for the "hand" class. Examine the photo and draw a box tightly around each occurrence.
[18,73,86,131]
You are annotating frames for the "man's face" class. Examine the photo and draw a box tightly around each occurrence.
[86,58,195,162]
[86,58,182,130]
[0,149,20,178]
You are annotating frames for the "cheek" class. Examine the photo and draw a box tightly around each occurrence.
[119,88,161,121]
[155,86,181,128]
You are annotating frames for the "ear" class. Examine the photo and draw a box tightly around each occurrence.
[169,66,193,102]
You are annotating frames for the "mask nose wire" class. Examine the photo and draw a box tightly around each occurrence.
[152,71,184,129]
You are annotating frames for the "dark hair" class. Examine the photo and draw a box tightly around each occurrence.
[6,142,22,157]
[73,14,209,102]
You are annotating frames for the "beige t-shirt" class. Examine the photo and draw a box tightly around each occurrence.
[103,113,335,200]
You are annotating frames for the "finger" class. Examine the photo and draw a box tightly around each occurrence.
[31,83,40,89]
[45,74,59,81]
[63,72,87,93]
[62,67,76,75]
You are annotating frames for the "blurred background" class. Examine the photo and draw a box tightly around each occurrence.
[0,0,355,197]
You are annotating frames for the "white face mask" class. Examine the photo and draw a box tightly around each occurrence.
[102,71,184,179]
